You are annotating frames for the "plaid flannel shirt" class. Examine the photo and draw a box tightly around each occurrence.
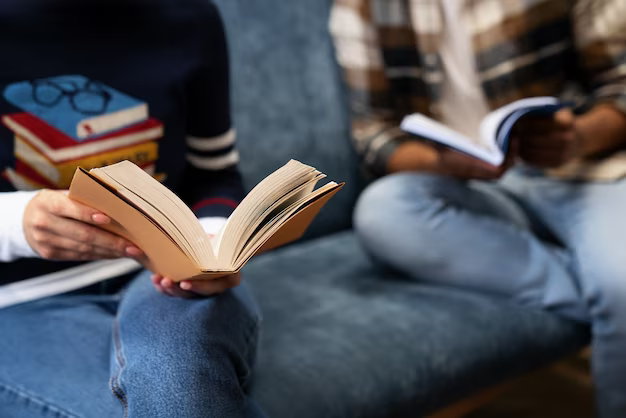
[330,0,626,176]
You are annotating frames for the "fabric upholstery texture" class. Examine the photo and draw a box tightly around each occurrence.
[212,0,590,416]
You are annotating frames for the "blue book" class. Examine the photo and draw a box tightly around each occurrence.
[3,75,148,141]
[400,97,569,166]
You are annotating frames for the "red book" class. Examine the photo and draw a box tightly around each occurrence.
[2,113,163,162]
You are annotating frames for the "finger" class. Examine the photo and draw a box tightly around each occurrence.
[42,190,111,225]
[32,230,126,259]
[180,273,242,296]
[160,278,196,298]
[152,280,168,295]
[36,246,98,261]
[525,129,576,146]
[514,116,557,135]
[38,216,140,256]
[519,141,565,158]
[445,164,500,180]
[444,150,498,171]
[554,108,575,130]
[521,131,577,161]
[519,148,562,161]
[179,279,229,296]
[519,150,569,168]
[515,110,574,136]
[440,150,503,179]
[507,136,520,156]
[453,159,504,179]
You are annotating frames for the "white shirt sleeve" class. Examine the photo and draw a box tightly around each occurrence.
[0,190,227,263]
[0,191,39,262]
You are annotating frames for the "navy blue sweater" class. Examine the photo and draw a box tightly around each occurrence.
[0,0,245,282]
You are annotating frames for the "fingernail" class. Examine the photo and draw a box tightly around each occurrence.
[91,213,110,224]
[180,281,192,290]
[125,246,142,257]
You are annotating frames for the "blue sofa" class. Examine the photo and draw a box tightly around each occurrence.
[213,0,590,416]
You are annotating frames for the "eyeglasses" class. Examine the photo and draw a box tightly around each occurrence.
[30,78,112,115]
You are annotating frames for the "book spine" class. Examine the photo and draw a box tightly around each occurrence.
[78,103,149,139]
[2,165,53,191]
[15,135,159,189]
[4,114,163,162]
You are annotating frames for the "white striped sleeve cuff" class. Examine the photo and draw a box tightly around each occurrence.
[186,128,240,170]
[186,149,240,170]
[186,128,236,151]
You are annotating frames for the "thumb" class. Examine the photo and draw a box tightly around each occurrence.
[504,137,519,165]
[554,108,575,130]
[43,190,110,225]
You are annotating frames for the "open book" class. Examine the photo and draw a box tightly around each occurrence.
[400,97,569,166]
[68,160,343,281]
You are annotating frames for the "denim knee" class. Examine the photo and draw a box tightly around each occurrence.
[353,173,455,270]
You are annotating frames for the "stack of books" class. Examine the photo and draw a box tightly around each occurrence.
[2,75,163,190]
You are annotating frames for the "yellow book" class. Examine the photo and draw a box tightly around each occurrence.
[15,135,159,188]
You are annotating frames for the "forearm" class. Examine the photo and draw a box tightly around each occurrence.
[577,104,626,158]
[386,141,440,173]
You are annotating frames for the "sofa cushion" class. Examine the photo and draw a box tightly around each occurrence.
[213,0,362,239]
[243,231,589,418]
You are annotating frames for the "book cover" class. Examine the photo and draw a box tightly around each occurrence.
[2,112,163,162]
[3,75,148,139]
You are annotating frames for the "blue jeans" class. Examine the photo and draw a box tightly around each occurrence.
[0,270,265,418]
[354,168,626,418]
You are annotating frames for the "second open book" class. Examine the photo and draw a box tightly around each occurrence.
[400,97,569,166]
[69,160,343,281]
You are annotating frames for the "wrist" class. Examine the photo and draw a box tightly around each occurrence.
[575,104,626,158]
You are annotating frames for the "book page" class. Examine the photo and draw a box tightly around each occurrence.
[229,174,323,262]
[400,114,500,163]
[109,169,210,262]
[92,170,201,264]
[90,161,215,267]
[217,160,319,268]
[233,182,340,269]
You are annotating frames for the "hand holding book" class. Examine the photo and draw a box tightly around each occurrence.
[434,142,517,180]
[68,159,343,282]
[150,233,242,297]
[400,97,573,169]
[23,188,143,261]
[513,107,580,168]
[151,271,242,297]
